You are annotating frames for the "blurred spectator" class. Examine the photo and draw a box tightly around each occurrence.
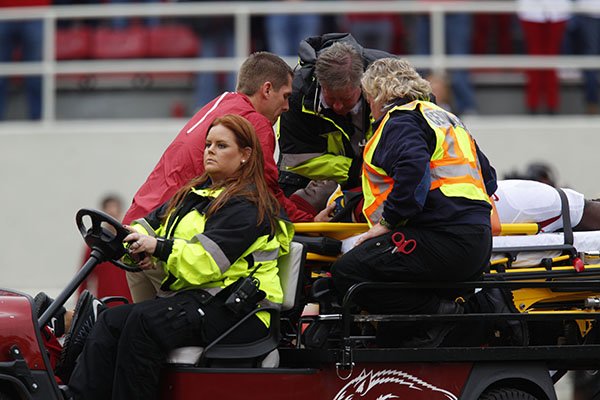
[473,8,514,55]
[503,161,559,187]
[0,0,49,121]
[574,0,600,115]
[517,0,571,115]
[78,194,133,304]
[524,161,559,187]
[108,0,161,29]
[426,72,452,112]
[265,1,321,56]
[414,0,478,116]
[341,11,397,54]
[53,0,100,28]
[178,0,236,111]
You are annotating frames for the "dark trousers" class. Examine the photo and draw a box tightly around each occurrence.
[69,290,267,400]
[331,224,491,315]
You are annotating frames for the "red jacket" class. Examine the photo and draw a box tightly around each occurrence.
[123,92,314,224]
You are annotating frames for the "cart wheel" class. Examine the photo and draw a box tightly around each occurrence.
[479,388,539,400]
[0,391,17,400]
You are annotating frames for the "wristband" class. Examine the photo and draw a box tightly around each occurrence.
[379,217,394,230]
[153,236,173,262]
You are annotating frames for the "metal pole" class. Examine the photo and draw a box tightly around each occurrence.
[41,10,56,123]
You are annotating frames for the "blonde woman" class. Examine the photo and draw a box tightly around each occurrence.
[331,58,497,348]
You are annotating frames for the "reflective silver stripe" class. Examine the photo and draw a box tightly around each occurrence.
[280,152,325,169]
[252,248,279,262]
[366,171,392,188]
[430,164,481,182]
[192,233,231,273]
[443,132,458,158]
[204,287,223,296]
[370,207,384,225]
[186,91,229,134]
[133,218,156,236]
[364,166,392,224]
[259,299,282,310]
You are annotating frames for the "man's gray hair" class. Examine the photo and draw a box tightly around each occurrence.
[361,58,431,106]
[315,42,364,90]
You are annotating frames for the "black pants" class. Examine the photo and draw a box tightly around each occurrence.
[69,290,267,400]
[331,224,491,315]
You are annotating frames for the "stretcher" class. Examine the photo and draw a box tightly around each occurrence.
[492,231,600,268]
[294,222,600,271]
[294,220,600,345]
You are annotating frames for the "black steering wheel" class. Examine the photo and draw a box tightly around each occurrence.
[76,208,141,272]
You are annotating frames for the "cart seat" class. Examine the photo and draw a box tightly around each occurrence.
[166,242,306,367]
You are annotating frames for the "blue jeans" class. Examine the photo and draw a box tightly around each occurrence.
[579,15,600,105]
[348,18,394,53]
[265,15,321,56]
[193,30,236,110]
[109,0,161,28]
[0,20,43,120]
[415,13,476,114]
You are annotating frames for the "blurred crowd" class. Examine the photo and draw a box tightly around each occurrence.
[1,0,599,120]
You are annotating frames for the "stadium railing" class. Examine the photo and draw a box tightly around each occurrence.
[1,1,599,122]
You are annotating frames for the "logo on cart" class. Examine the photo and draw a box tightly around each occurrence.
[333,369,458,400]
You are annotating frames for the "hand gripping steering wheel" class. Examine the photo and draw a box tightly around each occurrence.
[76,208,141,272]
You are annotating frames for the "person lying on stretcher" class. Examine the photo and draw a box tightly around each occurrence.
[294,178,600,234]
[494,179,600,232]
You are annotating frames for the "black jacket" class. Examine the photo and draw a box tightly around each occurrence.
[278,33,393,190]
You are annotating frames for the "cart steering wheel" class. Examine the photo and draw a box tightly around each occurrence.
[76,208,141,272]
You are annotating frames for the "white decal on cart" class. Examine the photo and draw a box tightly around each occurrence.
[333,369,458,400]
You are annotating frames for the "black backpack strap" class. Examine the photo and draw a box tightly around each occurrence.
[556,187,574,245]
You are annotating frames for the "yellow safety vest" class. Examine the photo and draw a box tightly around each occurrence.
[133,187,294,327]
[362,100,490,227]
[276,103,374,184]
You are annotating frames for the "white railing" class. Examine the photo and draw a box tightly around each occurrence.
[2,1,600,122]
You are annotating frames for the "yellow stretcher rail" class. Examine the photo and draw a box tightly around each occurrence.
[499,223,539,236]
[294,222,540,239]
[294,222,369,240]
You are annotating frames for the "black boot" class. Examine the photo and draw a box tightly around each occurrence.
[402,299,463,348]
[481,288,529,346]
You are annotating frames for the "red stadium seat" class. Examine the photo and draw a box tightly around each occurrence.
[148,24,200,58]
[91,25,149,59]
[55,26,92,60]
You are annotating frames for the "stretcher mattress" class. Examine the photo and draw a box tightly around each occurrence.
[492,231,600,267]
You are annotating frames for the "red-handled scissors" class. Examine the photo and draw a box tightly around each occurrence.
[391,232,417,254]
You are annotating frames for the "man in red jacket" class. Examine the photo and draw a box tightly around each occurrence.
[123,52,323,302]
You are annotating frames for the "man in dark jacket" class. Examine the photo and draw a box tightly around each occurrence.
[277,33,393,196]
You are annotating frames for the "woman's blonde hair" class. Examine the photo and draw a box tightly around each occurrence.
[163,114,280,232]
[361,58,431,107]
